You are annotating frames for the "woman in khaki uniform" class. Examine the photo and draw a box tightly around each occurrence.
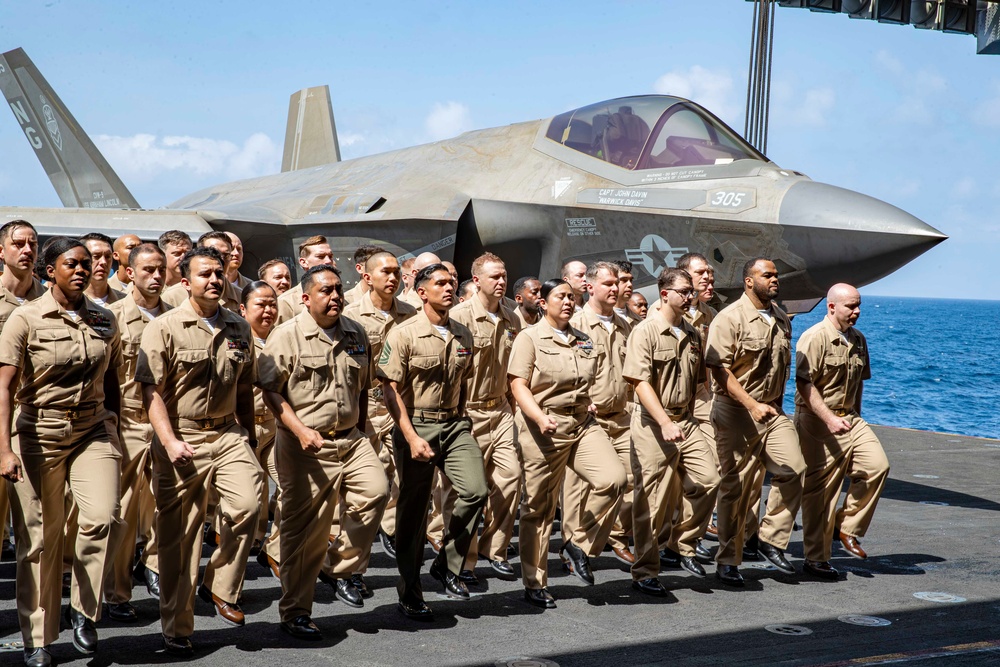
[239,282,279,563]
[0,237,124,667]
[508,278,626,610]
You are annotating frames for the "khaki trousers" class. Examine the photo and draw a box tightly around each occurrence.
[713,397,805,566]
[797,411,889,562]
[427,471,446,543]
[9,410,123,649]
[105,414,158,604]
[394,417,487,606]
[254,420,283,566]
[367,402,399,537]
[441,404,521,569]
[152,420,262,639]
[631,413,719,580]
[276,427,387,622]
[517,410,626,590]
[562,410,633,553]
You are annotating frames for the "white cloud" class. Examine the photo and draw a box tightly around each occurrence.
[874,49,947,126]
[425,102,473,141]
[338,132,366,147]
[769,82,835,128]
[653,66,738,124]
[94,132,282,182]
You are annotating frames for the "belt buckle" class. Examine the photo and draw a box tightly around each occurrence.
[371,387,384,400]
[198,417,213,429]
[65,409,79,420]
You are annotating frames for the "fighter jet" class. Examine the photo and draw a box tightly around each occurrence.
[0,47,945,313]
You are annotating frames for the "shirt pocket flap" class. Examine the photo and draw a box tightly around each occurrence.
[37,329,72,342]
[743,337,767,352]
[653,348,677,362]
[177,349,209,364]
[411,355,438,370]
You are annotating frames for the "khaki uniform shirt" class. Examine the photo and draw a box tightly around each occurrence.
[108,272,133,295]
[794,316,871,413]
[623,314,705,412]
[0,278,47,330]
[233,273,252,292]
[135,300,255,420]
[252,336,270,419]
[343,282,366,306]
[343,292,418,399]
[377,312,474,411]
[450,296,521,405]
[109,295,172,411]
[683,300,717,346]
[276,283,304,324]
[570,306,631,416]
[0,290,122,409]
[507,323,598,412]
[88,285,125,307]
[258,312,370,433]
[705,292,792,404]
[399,288,423,310]
[160,281,241,314]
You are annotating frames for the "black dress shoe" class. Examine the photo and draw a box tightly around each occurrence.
[743,534,762,561]
[351,573,373,599]
[695,540,714,564]
[458,569,479,586]
[23,647,51,667]
[378,529,397,559]
[397,599,434,620]
[280,615,323,641]
[144,568,161,599]
[560,541,595,585]
[1,538,14,562]
[632,577,668,597]
[680,556,707,578]
[716,564,745,587]
[804,559,840,580]
[507,544,517,558]
[334,577,364,608]
[758,540,796,574]
[659,547,681,568]
[162,634,194,656]
[249,539,263,557]
[105,601,138,622]
[64,606,98,654]
[429,560,470,600]
[61,572,71,597]
[523,587,557,609]
[488,559,516,579]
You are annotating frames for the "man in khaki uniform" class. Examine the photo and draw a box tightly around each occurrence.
[343,244,384,305]
[796,283,888,580]
[259,264,387,639]
[161,232,241,312]
[81,233,125,306]
[223,232,252,291]
[512,276,542,329]
[626,268,719,595]
[157,230,192,289]
[398,252,441,310]
[108,234,141,294]
[612,260,641,325]
[564,261,635,565]
[343,251,417,559]
[0,220,44,556]
[705,257,804,586]
[258,259,292,296]
[448,253,521,580]
[105,244,171,622]
[561,259,587,310]
[628,292,648,320]
[378,263,487,620]
[276,235,335,323]
[137,246,263,655]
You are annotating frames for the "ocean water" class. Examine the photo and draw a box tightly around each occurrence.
[780,296,1000,440]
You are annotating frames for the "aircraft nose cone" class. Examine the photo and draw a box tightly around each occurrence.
[778,180,946,291]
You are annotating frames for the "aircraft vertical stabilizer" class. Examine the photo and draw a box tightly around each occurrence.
[281,85,341,172]
[0,48,140,209]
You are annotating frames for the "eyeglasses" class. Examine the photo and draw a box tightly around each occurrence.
[666,288,695,298]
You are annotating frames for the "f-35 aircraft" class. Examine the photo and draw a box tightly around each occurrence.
[0,47,945,312]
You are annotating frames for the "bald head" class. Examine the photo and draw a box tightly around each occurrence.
[413,252,441,273]
[113,234,142,269]
[826,282,861,331]
[561,260,587,297]
[827,283,859,305]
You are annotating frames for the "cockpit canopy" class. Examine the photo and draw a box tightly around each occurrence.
[544,95,766,170]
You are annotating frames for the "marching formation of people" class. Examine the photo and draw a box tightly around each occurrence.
[0,219,889,666]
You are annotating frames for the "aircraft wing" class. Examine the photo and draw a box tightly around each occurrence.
[0,207,213,241]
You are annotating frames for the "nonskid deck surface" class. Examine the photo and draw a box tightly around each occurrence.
[0,425,997,667]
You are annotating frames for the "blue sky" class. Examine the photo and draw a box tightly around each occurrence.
[0,1,995,299]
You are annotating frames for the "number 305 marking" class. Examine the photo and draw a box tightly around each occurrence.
[710,191,745,207]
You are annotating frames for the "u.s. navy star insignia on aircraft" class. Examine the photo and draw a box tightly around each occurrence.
[625,234,688,278]
[40,95,62,151]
